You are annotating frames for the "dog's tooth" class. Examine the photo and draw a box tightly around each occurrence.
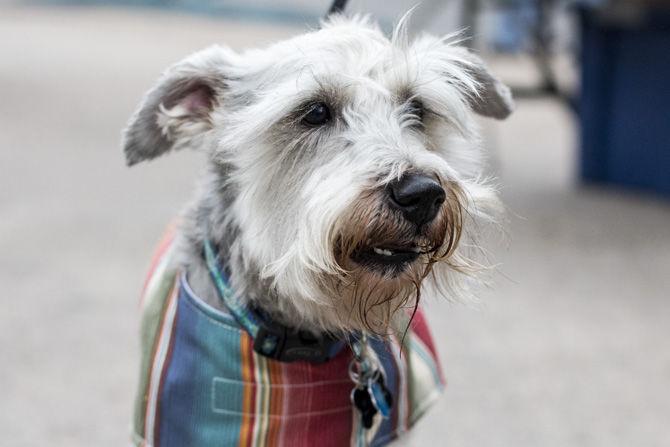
[373,247,394,256]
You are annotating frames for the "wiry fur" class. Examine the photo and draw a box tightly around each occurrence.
[122,14,512,335]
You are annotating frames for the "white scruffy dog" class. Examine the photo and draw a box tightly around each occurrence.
[124,13,512,447]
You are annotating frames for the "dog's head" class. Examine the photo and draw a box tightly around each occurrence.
[123,15,513,334]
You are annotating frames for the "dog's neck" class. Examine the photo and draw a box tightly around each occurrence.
[177,164,316,332]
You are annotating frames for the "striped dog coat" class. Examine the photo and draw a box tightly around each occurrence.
[132,230,445,447]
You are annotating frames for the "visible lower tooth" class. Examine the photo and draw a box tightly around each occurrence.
[373,247,394,256]
[411,247,422,253]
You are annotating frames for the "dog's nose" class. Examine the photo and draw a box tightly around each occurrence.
[388,173,446,226]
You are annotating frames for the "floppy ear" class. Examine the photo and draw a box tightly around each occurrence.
[454,48,515,120]
[122,45,233,166]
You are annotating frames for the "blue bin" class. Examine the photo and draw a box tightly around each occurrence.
[579,8,670,196]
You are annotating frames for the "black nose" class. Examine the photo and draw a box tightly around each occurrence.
[388,173,446,226]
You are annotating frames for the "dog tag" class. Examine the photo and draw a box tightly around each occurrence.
[351,387,377,429]
[368,373,393,418]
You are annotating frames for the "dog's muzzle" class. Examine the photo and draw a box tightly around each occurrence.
[346,172,453,275]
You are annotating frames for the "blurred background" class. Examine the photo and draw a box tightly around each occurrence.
[1,0,669,446]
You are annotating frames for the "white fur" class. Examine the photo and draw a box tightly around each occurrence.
[123,13,512,333]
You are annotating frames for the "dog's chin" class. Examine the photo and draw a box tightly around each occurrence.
[350,244,422,277]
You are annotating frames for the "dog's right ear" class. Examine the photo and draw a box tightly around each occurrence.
[122,45,234,166]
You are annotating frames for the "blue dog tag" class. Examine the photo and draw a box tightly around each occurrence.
[368,374,393,418]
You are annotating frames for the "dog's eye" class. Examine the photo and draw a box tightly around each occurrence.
[302,102,331,126]
[407,99,424,122]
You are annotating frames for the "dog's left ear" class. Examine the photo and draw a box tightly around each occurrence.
[454,49,515,120]
[122,45,233,166]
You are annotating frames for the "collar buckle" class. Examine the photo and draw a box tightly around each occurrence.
[253,320,342,363]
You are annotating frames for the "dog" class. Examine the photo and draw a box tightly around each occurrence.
[123,13,513,447]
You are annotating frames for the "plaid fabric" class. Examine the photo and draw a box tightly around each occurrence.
[132,230,445,447]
